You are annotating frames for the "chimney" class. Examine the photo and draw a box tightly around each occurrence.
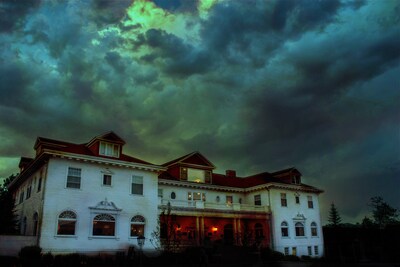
[226,170,236,178]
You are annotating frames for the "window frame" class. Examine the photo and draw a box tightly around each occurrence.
[131,175,143,195]
[66,167,81,189]
[295,222,305,237]
[314,245,319,255]
[56,210,77,236]
[92,214,116,237]
[187,191,206,202]
[281,221,289,237]
[226,195,233,205]
[102,174,112,187]
[311,222,318,237]
[130,215,146,237]
[307,195,314,209]
[280,193,287,207]
[99,141,120,158]
[254,194,261,206]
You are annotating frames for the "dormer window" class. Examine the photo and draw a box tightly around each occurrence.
[292,175,301,184]
[99,142,119,158]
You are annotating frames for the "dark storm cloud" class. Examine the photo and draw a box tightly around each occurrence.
[91,0,132,26]
[139,29,214,76]
[0,0,40,32]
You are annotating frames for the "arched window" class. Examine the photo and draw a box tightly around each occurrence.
[171,192,176,199]
[93,214,115,236]
[255,223,264,239]
[295,222,305,237]
[281,221,289,237]
[130,215,145,237]
[311,222,318,236]
[33,213,38,236]
[57,211,77,235]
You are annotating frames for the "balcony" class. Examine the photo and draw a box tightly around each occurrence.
[159,198,270,213]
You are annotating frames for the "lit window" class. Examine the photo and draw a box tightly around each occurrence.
[103,174,112,186]
[57,211,77,235]
[99,142,119,157]
[281,193,287,207]
[93,214,115,236]
[308,196,314,209]
[254,195,261,206]
[226,195,233,205]
[180,167,188,180]
[131,176,143,195]
[130,215,145,237]
[188,192,205,201]
[67,167,81,189]
[292,247,297,256]
[311,222,318,236]
[295,222,305,237]
[281,221,289,237]
[187,168,205,183]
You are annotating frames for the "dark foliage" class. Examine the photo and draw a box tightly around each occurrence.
[327,202,342,227]
[18,246,42,267]
[0,174,18,234]
[369,196,399,228]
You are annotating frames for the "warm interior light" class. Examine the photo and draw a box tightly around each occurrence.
[212,227,218,232]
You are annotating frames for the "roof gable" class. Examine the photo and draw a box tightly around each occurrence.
[86,131,126,147]
[162,151,215,169]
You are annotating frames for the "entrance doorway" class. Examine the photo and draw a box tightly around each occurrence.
[224,224,234,245]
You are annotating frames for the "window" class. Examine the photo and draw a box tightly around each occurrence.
[295,222,305,237]
[103,174,112,186]
[311,222,318,236]
[292,247,297,256]
[67,167,81,189]
[19,191,24,204]
[308,246,312,256]
[308,196,314,209]
[158,189,163,198]
[226,195,233,205]
[188,192,206,201]
[281,221,289,237]
[216,196,220,202]
[292,175,301,184]
[93,214,115,236]
[57,210,77,235]
[188,168,205,183]
[281,193,287,207]
[284,247,289,256]
[131,175,143,195]
[22,217,27,235]
[314,246,319,255]
[254,194,261,206]
[295,195,300,204]
[130,215,145,237]
[26,184,32,199]
[205,170,212,183]
[33,213,38,236]
[170,192,176,199]
[99,142,119,157]
[37,177,42,192]
[180,167,188,180]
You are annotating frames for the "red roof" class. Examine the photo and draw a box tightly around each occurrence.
[35,136,152,165]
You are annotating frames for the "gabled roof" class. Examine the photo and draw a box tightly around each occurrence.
[162,151,215,169]
[86,131,126,147]
[271,167,301,176]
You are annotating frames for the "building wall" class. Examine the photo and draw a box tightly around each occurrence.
[38,157,159,253]
[13,165,47,238]
[269,188,324,257]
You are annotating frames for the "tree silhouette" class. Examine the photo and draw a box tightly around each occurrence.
[328,202,342,227]
[0,174,18,234]
[369,196,398,228]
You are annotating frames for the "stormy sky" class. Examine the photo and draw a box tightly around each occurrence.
[0,0,399,224]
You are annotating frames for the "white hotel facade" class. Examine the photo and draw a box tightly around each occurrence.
[5,132,324,257]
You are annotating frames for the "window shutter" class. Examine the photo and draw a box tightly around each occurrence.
[180,167,187,180]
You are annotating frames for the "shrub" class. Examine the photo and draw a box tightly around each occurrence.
[19,246,42,267]
[284,254,300,261]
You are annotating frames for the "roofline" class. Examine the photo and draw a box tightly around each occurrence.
[162,151,216,168]
[85,131,126,147]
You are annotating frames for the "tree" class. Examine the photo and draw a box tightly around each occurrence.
[361,216,375,228]
[327,202,342,227]
[369,196,399,228]
[0,174,19,234]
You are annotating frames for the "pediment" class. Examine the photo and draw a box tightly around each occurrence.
[89,198,122,212]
